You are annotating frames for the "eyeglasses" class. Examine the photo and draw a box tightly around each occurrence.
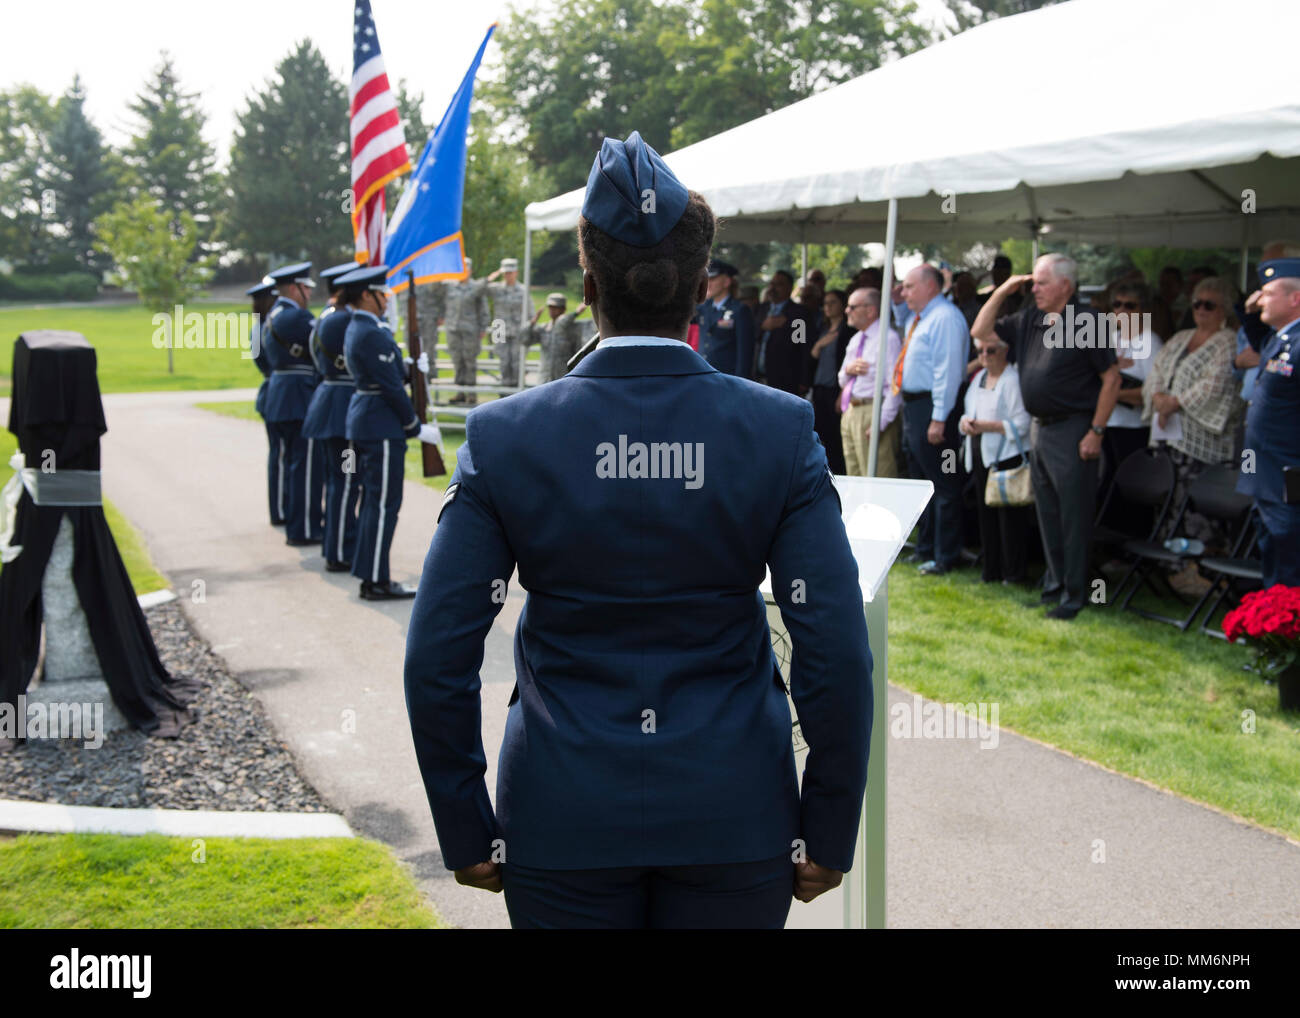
[1111,300,1140,311]
[1192,299,1219,310]
[846,303,871,310]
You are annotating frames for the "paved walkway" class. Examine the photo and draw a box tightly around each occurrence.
[76,390,1300,928]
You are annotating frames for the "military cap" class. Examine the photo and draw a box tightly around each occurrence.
[581,131,688,248]
[320,261,362,290]
[500,258,519,272]
[267,261,315,287]
[546,292,567,307]
[336,264,390,291]
[707,259,738,279]
[245,276,275,297]
[1259,258,1300,284]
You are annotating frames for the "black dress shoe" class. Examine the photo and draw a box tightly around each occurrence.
[325,560,352,572]
[1045,604,1081,621]
[1040,588,1064,604]
[917,561,948,576]
[359,580,417,601]
[286,536,321,547]
[270,519,285,527]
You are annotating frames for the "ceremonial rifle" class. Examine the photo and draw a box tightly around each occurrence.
[406,268,446,476]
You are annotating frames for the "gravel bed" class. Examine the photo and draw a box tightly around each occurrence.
[0,600,330,813]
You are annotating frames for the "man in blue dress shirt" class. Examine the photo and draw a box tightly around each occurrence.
[263,262,324,547]
[339,265,440,601]
[894,263,969,575]
[1238,258,1300,587]
[303,262,364,572]
[403,132,872,929]
[695,259,754,378]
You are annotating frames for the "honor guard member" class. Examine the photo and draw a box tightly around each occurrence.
[264,262,325,546]
[436,258,491,404]
[485,258,529,390]
[1238,257,1300,586]
[303,262,364,572]
[247,277,282,525]
[526,293,589,383]
[339,264,441,600]
[696,258,755,378]
[404,132,872,929]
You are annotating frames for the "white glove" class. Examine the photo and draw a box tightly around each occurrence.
[416,351,430,375]
[418,423,443,447]
[402,356,413,368]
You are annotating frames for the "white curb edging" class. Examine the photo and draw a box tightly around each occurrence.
[0,798,354,839]
[136,588,177,609]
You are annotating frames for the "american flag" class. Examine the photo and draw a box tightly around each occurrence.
[350,0,411,265]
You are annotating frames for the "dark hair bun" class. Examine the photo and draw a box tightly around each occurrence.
[625,260,678,304]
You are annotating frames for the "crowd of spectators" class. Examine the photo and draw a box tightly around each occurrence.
[692,242,1300,620]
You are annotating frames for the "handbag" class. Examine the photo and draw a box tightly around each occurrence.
[984,419,1034,507]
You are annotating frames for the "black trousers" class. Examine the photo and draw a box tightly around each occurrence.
[971,443,1032,583]
[902,395,963,569]
[501,852,794,929]
[812,385,846,474]
[1031,414,1099,611]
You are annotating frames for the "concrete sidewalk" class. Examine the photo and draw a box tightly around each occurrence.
[79,390,1300,928]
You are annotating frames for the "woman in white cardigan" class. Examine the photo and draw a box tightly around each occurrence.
[959,335,1034,584]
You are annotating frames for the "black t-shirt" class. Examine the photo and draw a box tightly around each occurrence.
[995,301,1117,418]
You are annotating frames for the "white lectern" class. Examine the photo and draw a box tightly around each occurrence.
[762,475,933,930]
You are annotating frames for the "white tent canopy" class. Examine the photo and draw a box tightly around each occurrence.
[525,0,1300,249]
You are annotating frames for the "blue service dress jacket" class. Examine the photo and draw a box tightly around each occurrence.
[1238,323,1300,502]
[253,319,272,417]
[344,309,421,441]
[405,336,873,874]
[302,305,355,440]
[262,297,319,422]
[696,295,755,378]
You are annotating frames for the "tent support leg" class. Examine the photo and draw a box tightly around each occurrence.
[867,197,898,480]
[1239,226,1250,294]
[800,242,808,285]
[523,229,533,389]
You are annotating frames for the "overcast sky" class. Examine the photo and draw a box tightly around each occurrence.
[7,0,954,169]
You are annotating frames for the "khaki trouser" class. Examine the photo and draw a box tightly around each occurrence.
[841,400,900,478]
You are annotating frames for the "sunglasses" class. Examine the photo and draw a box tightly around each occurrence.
[1192,299,1219,310]
[1111,300,1140,311]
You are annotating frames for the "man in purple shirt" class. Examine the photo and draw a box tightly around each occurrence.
[838,287,902,477]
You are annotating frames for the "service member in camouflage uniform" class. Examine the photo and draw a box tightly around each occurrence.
[485,257,529,390]
[527,293,590,383]
[437,257,491,404]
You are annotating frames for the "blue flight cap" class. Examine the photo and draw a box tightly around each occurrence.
[581,131,688,248]
[1259,258,1300,284]
[320,261,362,289]
[268,261,315,287]
[245,275,275,297]
[336,264,389,291]
[707,259,738,278]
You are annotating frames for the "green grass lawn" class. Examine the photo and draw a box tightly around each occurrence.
[0,833,443,929]
[0,430,167,595]
[196,401,466,493]
[886,563,1300,840]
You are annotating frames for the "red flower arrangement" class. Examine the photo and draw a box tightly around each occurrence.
[1223,585,1300,712]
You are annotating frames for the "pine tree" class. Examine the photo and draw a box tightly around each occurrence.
[223,40,352,275]
[46,74,112,273]
[123,52,218,241]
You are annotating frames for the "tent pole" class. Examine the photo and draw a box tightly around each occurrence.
[866,198,898,479]
[801,241,808,286]
[1239,222,1250,294]
[1031,235,1040,262]
[523,228,533,388]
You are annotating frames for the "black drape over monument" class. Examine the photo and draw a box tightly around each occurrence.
[0,331,195,736]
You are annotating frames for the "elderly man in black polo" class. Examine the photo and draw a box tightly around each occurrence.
[972,253,1121,620]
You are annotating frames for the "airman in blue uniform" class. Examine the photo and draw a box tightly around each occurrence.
[339,264,440,600]
[404,132,872,929]
[1238,257,1300,587]
[303,262,364,572]
[247,277,281,525]
[695,258,755,378]
[263,262,325,546]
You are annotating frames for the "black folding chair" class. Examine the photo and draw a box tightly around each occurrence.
[1194,512,1263,640]
[1101,449,1180,608]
